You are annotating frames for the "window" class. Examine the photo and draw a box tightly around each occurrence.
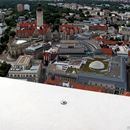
[68,46,74,48]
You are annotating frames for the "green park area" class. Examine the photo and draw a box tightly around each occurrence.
[66,58,109,74]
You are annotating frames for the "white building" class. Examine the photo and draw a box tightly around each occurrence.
[24,4,30,11]
[119,26,130,41]
[113,45,130,57]
[36,4,43,28]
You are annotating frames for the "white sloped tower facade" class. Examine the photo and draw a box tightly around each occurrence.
[36,4,43,28]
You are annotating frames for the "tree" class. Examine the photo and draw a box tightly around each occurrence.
[86,11,90,16]
[0,61,11,77]
[9,31,16,38]
[5,17,16,27]
[1,33,9,44]
[68,16,75,23]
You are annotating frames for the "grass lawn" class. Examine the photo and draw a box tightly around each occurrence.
[66,58,109,74]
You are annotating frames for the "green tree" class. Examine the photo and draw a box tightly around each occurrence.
[9,31,16,38]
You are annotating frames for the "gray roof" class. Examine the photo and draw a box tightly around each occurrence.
[58,48,85,54]
[77,57,127,89]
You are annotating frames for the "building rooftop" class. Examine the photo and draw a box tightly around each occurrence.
[95,36,130,45]
[117,46,130,55]
[45,76,105,92]
[16,40,27,45]
[48,56,127,89]
[16,21,49,37]
[15,55,32,66]
[26,43,43,51]
[60,24,81,34]
[60,40,79,44]
[123,91,130,96]
[89,24,108,31]
[0,77,130,130]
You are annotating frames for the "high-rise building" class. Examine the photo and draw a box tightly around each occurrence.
[36,4,43,28]
[17,4,24,12]
[24,4,30,11]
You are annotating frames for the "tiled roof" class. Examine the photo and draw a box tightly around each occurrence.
[16,21,50,37]
[45,76,105,92]
[44,76,61,86]
[60,24,82,34]
[71,82,105,92]
[122,92,130,96]
[103,40,117,45]
[89,24,108,31]
[95,37,117,45]
[101,48,113,55]
[95,36,104,40]
[95,36,130,45]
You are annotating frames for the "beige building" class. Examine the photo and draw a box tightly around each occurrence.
[8,55,42,82]
[8,39,32,58]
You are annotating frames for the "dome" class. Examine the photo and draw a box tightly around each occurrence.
[89,61,105,70]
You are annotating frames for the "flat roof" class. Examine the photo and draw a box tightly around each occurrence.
[9,64,40,73]
[0,77,130,130]
[26,43,43,51]
[16,55,32,66]
[60,40,79,44]
[16,40,27,45]
[117,46,130,55]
